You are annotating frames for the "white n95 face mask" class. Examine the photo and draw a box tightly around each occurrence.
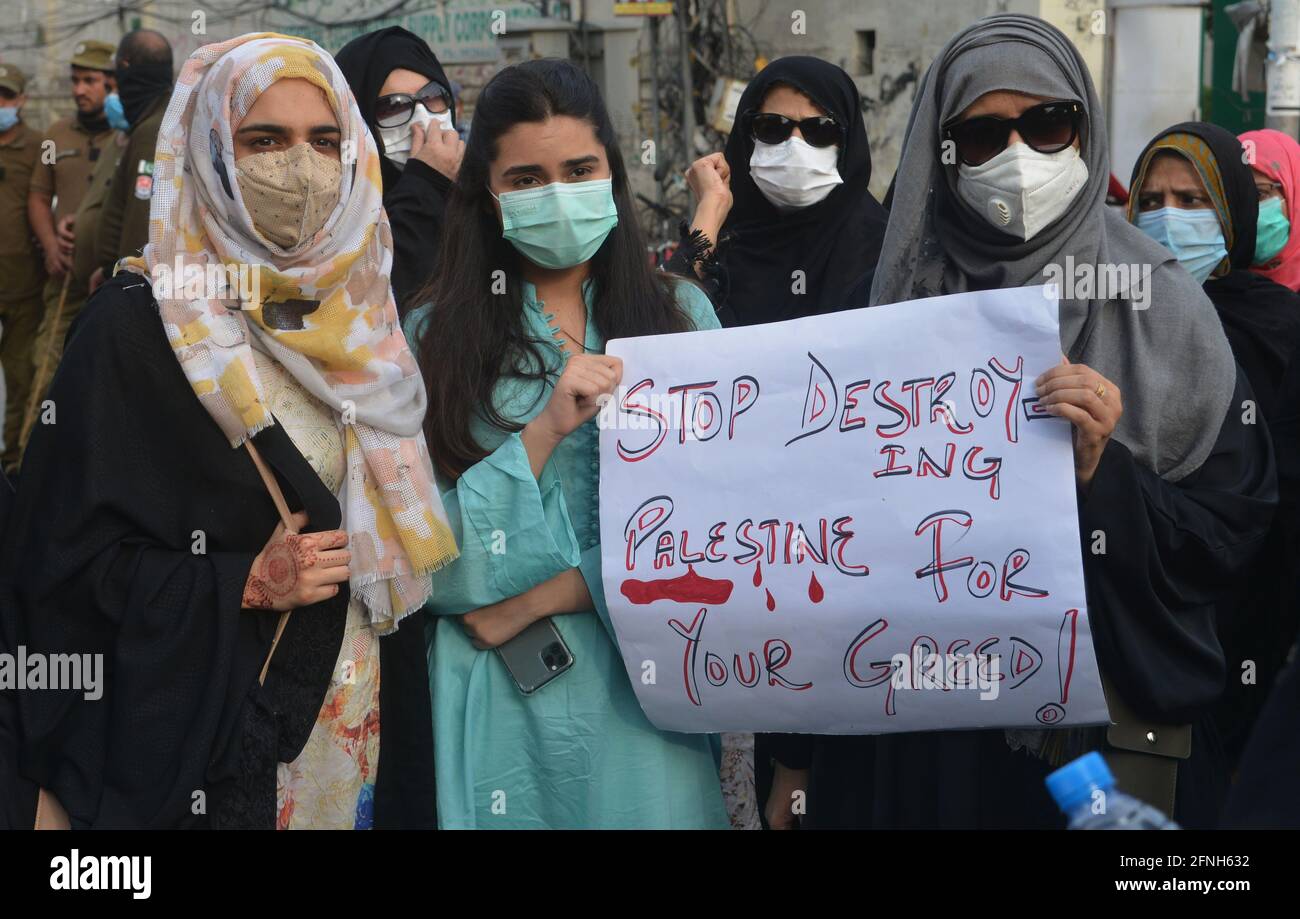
[749,136,843,211]
[379,106,454,167]
[956,142,1089,241]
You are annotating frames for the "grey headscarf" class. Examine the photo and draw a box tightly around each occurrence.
[870,13,1235,482]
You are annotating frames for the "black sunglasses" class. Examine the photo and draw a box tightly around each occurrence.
[374,80,449,129]
[942,100,1084,167]
[746,110,843,148]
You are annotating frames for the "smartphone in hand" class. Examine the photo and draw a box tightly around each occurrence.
[495,617,574,694]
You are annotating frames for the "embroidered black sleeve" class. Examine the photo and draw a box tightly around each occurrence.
[677,219,729,275]
[658,220,728,311]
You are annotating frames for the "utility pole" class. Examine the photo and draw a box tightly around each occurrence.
[1267,0,1300,136]
[676,0,695,168]
[650,15,662,203]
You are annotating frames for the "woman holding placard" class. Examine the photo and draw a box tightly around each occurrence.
[665,54,891,830]
[777,14,1277,830]
[403,59,728,829]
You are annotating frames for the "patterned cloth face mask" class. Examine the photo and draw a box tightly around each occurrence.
[236,142,343,250]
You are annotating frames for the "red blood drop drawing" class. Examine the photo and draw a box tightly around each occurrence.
[619,564,734,605]
[753,559,762,588]
[765,588,776,612]
[808,571,824,603]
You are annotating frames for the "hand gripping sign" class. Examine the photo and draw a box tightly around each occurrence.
[598,285,1108,734]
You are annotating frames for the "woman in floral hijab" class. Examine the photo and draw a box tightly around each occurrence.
[6,33,455,829]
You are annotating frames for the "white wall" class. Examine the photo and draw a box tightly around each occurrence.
[1108,2,1204,185]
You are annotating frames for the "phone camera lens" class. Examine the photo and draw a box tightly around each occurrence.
[540,643,566,671]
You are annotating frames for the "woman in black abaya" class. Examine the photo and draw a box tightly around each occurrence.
[337,27,463,314]
[800,15,1276,830]
[663,57,889,827]
[666,56,888,326]
[0,33,456,829]
[1128,122,1300,775]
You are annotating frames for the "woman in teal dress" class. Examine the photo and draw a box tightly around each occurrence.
[404,59,729,828]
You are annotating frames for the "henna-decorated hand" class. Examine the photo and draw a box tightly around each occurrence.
[242,511,350,611]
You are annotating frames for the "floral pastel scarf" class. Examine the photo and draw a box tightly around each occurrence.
[122,32,457,631]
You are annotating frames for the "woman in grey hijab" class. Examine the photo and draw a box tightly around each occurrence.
[773,14,1276,829]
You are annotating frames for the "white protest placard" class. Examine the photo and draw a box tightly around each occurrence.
[597,285,1109,734]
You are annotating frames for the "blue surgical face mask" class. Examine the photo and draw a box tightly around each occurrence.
[1135,206,1227,284]
[0,105,19,132]
[1254,195,1291,266]
[491,178,619,270]
[104,92,129,132]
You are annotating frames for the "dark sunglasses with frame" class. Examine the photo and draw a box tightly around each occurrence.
[942,99,1085,167]
[744,109,844,148]
[374,80,450,129]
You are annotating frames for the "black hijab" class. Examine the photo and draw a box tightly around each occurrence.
[336,27,455,195]
[1132,125,1300,781]
[1129,121,1258,270]
[1132,121,1300,418]
[719,56,887,326]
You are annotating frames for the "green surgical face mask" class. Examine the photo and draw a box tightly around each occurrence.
[492,178,619,269]
[1254,195,1291,266]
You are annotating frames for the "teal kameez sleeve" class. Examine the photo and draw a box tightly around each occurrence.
[426,431,581,616]
[672,279,723,331]
[578,543,615,639]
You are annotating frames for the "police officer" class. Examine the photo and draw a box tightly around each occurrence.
[90,30,172,293]
[21,130,127,452]
[28,40,115,290]
[0,65,45,471]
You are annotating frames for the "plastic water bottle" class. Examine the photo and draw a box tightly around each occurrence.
[1045,751,1180,829]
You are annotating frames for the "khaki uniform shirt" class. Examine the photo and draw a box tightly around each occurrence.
[0,122,45,300]
[28,116,114,224]
[71,130,127,286]
[96,96,166,274]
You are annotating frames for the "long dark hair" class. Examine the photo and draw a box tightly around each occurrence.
[415,58,693,479]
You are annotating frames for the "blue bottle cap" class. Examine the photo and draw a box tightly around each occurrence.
[1045,751,1115,813]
